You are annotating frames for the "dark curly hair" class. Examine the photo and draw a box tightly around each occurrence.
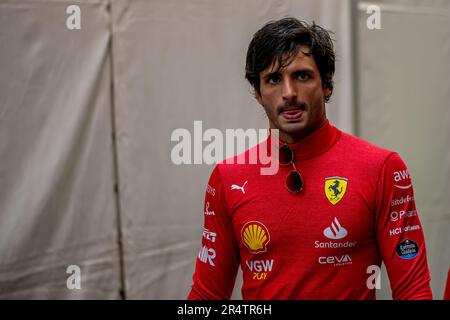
[245,17,335,102]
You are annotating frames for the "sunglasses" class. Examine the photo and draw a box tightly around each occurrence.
[279,144,304,193]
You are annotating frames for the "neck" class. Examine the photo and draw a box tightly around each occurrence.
[273,118,328,144]
[269,119,341,160]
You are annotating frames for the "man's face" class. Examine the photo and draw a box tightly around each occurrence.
[255,47,330,143]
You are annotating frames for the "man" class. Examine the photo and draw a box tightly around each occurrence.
[188,18,432,299]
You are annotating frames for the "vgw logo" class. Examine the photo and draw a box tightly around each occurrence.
[246,259,274,281]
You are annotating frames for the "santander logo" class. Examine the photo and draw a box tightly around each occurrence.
[323,217,348,240]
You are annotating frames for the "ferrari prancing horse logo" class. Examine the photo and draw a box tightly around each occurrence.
[325,177,348,205]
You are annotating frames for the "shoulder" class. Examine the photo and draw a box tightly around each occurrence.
[335,131,413,181]
[212,143,262,184]
[336,130,398,167]
[216,149,257,173]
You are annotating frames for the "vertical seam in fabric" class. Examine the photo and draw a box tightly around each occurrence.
[107,0,127,300]
[350,0,360,137]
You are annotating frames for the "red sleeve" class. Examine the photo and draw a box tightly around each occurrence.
[187,165,240,300]
[375,153,432,300]
[444,268,450,300]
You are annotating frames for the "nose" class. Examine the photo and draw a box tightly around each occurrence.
[281,79,297,101]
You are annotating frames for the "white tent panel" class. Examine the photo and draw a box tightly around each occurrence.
[0,0,121,298]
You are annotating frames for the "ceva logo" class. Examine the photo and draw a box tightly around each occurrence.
[318,254,352,266]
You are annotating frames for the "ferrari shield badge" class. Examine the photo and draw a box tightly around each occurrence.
[325,176,348,205]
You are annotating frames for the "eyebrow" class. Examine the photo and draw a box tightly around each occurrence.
[262,72,280,80]
[293,68,315,74]
[262,67,315,79]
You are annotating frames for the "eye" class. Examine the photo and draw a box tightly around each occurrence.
[297,71,311,81]
[266,75,280,85]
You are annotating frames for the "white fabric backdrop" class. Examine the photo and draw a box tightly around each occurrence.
[0,0,447,299]
[356,0,450,299]
[0,0,121,298]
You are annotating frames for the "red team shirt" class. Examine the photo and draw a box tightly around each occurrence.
[444,268,450,300]
[188,120,432,300]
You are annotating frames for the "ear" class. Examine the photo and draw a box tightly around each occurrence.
[254,87,263,105]
[323,87,331,99]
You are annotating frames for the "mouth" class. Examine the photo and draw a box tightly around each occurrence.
[279,106,305,121]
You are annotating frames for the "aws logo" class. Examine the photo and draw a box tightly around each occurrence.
[393,169,412,189]
[241,221,270,254]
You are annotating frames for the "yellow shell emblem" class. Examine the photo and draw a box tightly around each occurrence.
[241,221,270,254]
[325,176,348,205]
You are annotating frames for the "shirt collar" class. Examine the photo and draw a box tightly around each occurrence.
[269,119,341,160]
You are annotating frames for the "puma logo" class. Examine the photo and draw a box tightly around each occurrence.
[231,181,248,194]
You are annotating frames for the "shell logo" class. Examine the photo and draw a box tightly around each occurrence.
[241,221,270,254]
